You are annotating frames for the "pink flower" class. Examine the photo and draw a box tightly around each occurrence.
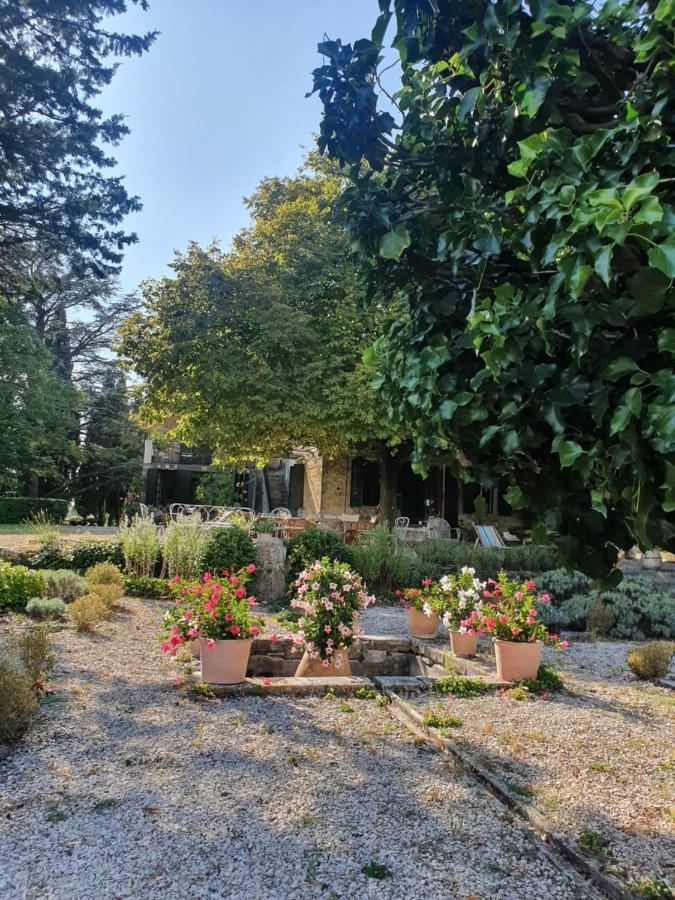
[225,613,233,622]
[422,577,432,587]
[262,677,271,686]
[250,626,260,636]
[184,610,192,619]
[270,633,278,643]
[540,593,551,603]
[203,572,212,581]
[515,591,523,600]
[499,614,507,623]
[235,587,246,599]
[247,563,256,573]
[206,639,216,650]
[324,624,332,633]
[526,580,535,590]
[247,597,257,606]
[188,629,197,639]
[230,576,239,586]
[511,626,521,636]
[526,616,536,624]
[560,640,569,649]
[229,625,241,636]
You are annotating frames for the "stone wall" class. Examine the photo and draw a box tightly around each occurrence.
[319,457,379,518]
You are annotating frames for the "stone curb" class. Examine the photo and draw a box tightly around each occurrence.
[386,691,641,900]
[200,675,376,698]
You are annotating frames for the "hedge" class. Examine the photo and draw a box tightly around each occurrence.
[0,497,68,524]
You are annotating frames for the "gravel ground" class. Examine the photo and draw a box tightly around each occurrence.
[0,599,586,900]
[407,641,675,891]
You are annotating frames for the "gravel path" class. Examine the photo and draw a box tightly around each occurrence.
[0,599,585,900]
[407,642,675,891]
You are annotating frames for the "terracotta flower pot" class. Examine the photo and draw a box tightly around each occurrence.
[449,630,478,657]
[199,637,252,685]
[494,639,542,682]
[408,608,439,638]
[295,650,352,677]
[190,639,200,659]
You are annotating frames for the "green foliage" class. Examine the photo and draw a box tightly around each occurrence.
[586,597,615,636]
[161,516,209,579]
[579,829,609,861]
[560,579,675,639]
[42,570,88,603]
[519,665,565,695]
[0,497,68,525]
[626,642,674,680]
[0,562,46,612]
[123,575,169,598]
[194,472,236,507]
[85,563,124,587]
[73,371,142,524]
[433,676,491,698]
[0,2,155,271]
[537,570,592,602]
[120,518,161,578]
[88,583,124,610]
[312,0,675,576]
[26,597,66,619]
[16,625,54,689]
[354,687,379,700]
[361,862,392,880]
[0,662,38,744]
[70,541,125,573]
[286,526,353,590]
[119,159,405,517]
[637,876,674,899]
[350,526,419,597]
[68,594,109,632]
[422,711,462,729]
[415,541,559,581]
[202,526,256,575]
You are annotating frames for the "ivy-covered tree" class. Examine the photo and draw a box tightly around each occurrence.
[120,159,407,520]
[0,0,155,274]
[311,0,675,577]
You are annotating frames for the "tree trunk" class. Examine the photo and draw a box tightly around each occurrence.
[377,446,404,525]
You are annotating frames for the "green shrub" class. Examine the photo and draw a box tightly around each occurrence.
[123,575,169,598]
[414,540,559,581]
[26,597,66,618]
[120,517,162,577]
[587,597,615,636]
[0,562,46,612]
[85,562,124,586]
[560,593,594,630]
[0,497,67,524]
[350,525,419,597]
[537,569,591,602]
[68,594,109,631]
[17,625,54,688]
[285,525,352,589]
[88,583,124,608]
[626,642,674,680]
[606,581,675,641]
[0,662,38,743]
[42,569,88,602]
[71,540,124,573]
[162,515,209,578]
[433,675,491,698]
[422,711,462,729]
[203,526,256,575]
[519,664,564,694]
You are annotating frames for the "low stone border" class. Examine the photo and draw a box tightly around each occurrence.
[385,690,641,900]
[202,675,377,698]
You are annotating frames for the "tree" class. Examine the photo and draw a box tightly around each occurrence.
[74,370,142,522]
[0,0,155,274]
[0,301,80,495]
[120,159,407,521]
[311,0,675,577]
[7,250,139,383]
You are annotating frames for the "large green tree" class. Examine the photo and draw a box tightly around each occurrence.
[311,0,675,576]
[74,369,142,522]
[0,302,79,495]
[120,159,407,520]
[0,0,155,274]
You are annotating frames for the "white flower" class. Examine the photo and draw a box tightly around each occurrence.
[461,566,476,575]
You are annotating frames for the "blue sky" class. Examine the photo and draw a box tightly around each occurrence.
[100,0,380,296]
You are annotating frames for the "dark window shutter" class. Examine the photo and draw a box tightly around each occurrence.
[350,459,364,506]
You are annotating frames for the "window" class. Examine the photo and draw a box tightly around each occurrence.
[350,458,380,507]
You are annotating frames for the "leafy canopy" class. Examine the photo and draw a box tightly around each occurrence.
[120,158,402,466]
[311,0,675,577]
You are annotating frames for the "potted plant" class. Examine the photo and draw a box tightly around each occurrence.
[290,557,375,676]
[397,578,443,638]
[478,571,568,681]
[439,566,486,656]
[163,564,262,684]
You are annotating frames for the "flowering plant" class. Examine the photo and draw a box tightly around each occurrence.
[478,571,568,648]
[396,578,444,616]
[290,558,375,666]
[160,564,262,655]
[439,566,486,631]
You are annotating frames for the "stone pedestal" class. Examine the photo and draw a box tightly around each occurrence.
[254,535,286,604]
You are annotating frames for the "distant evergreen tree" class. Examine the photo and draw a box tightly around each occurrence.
[74,371,142,523]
